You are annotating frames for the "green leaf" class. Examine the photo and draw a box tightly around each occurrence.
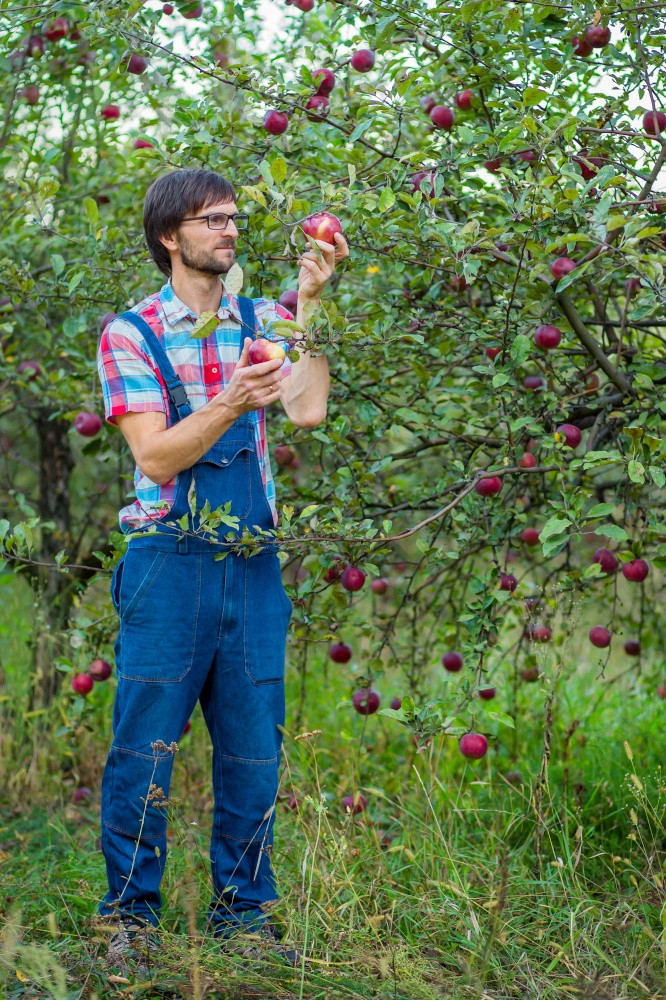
[593,523,628,542]
[523,87,547,107]
[299,504,320,519]
[628,459,645,484]
[190,311,219,339]
[50,254,66,277]
[481,705,515,728]
[348,119,373,143]
[378,186,396,213]
[492,373,510,387]
[649,465,665,488]
[510,334,531,365]
[270,157,287,184]
[540,516,571,540]
[83,197,99,226]
[586,503,616,518]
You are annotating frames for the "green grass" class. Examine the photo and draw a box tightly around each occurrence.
[0,570,665,1000]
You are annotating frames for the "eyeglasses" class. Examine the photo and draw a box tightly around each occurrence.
[180,213,249,230]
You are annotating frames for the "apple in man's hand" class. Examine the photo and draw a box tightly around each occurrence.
[248,339,287,365]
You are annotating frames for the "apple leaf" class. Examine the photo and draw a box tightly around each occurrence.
[649,466,665,487]
[523,87,548,107]
[348,119,373,143]
[378,186,396,213]
[593,524,628,542]
[539,516,571,540]
[224,262,244,297]
[190,311,219,340]
[480,705,515,728]
[510,334,530,365]
[299,504,320,519]
[270,157,287,185]
[50,253,65,277]
[586,503,616,518]
[628,460,645,484]
[83,197,99,226]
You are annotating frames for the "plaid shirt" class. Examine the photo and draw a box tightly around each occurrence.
[97,278,293,533]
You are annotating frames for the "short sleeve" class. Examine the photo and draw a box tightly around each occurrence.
[97,316,167,427]
[253,299,294,380]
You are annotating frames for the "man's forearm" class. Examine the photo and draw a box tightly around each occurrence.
[281,295,330,427]
[141,395,238,485]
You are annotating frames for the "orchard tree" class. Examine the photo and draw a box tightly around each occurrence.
[0,0,664,756]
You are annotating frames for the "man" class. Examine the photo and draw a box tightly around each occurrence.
[95,167,348,972]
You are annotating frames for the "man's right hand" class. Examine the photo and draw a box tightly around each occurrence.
[216,337,285,416]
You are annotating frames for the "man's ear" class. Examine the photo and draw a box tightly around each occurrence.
[159,230,178,253]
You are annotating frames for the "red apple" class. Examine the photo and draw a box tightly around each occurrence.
[500,573,518,592]
[505,770,523,784]
[657,685,666,700]
[313,67,335,95]
[643,110,666,136]
[88,658,112,681]
[101,104,120,121]
[125,52,148,74]
[350,49,375,72]
[517,149,538,162]
[248,339,286,365]
[623,639,641,656]
[263,110,289,135]
[621,559,649,583]
[522,528,541,546]
[343,792,367,814]
[484,158,502,173]
[519,452,537,468]
[556,423,582,448]
[551,257,576,280]
[20,85,40,105]
[419,94,437,114]
[100,311,117,329]
[323,555,343,583]
[589,625,611,648]
[584,25,611,48]
[454,89,473,110]
[287,791,299,809]
[133,139,154,149]
[459,733,488,759]
[442,651,463,672]
[301,212,342,244]
[163,3,174,12]
[593,547,618,574]
[410,171,435,197]
[28,35,45,58]
[390,696,402,710]
[534,324,562,349]
[370,577,389,594]
[341,566,365,592]
[527,624,552,643]
[182,719,192,736]
[449,275,467,294]
[485,346,501,360]
[305,94,330,121]
[475,477,502,497]
[521,666,541,682]
[279,289,299,313]
[73,786,92,802]
[274,444,295,467]
[523,375,545,390]
[329,641,352,663]
[352,688,380,715]
[74,412,102,437]
[429,105,455,130]
[182,1,203,16]
[72,673,94,695]
[44,17,68,41]
[572,35,593,56]
[574,151,606,181]
[18,361,43,380]
[478,687,496,700]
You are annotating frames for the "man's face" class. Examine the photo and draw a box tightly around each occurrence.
[173,200,240,276]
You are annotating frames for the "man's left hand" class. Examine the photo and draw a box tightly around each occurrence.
[296,231,349,302]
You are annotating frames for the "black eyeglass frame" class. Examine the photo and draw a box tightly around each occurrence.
[179,212,249,230]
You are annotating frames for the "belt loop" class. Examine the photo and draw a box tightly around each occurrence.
[178,534,189,555]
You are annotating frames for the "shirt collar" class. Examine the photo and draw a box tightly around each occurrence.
[159,277,242,329]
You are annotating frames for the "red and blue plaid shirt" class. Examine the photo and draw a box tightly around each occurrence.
[97,278,293,533]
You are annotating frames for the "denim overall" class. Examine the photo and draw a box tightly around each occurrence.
[99,296,292,938]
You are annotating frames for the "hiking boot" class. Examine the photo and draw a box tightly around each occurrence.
[220,919,302,967]
[95,913,160,975]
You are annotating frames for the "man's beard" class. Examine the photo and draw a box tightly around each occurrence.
[177,232,236,275]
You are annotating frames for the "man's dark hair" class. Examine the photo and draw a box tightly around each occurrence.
[143,168,236,277]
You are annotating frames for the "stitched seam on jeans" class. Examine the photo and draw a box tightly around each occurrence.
[217,831,268,843]
[111,746,173,761]
[120,551,169,625]
[219,753,277,765]
[103,820,163,841]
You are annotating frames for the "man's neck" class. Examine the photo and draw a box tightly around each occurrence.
[170,273,225,318]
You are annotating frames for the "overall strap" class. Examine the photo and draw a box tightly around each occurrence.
[117,311,193,423]
[236,295,257,356]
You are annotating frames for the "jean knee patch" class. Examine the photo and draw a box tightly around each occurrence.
[243,554,291,685]
[217,754,279,842]
[104,745,175,841]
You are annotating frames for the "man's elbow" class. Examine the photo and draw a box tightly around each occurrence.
[294,409,327,428]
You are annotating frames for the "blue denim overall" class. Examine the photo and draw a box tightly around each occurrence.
[99,296,292,938]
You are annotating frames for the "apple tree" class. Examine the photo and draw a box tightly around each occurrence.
[1,0,665,757]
